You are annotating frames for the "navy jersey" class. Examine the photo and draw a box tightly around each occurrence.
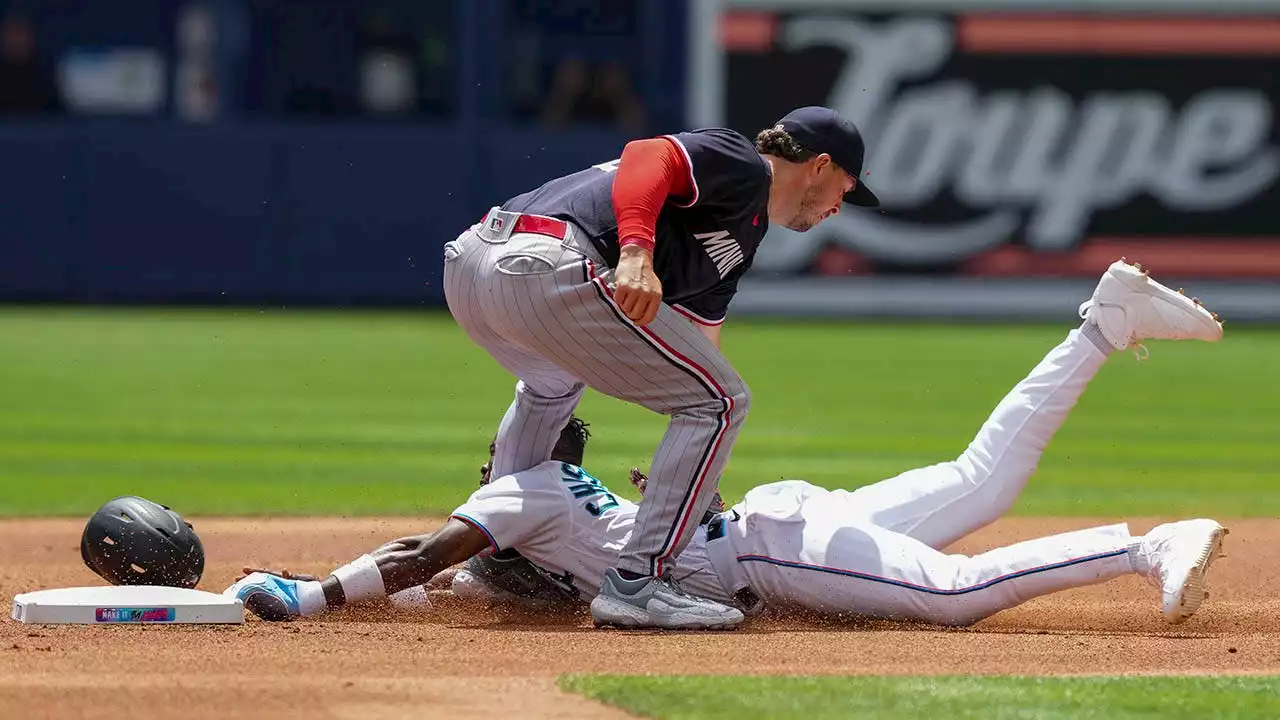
[500,129,771,324]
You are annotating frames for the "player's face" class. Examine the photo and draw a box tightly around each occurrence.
[784,158,855,232]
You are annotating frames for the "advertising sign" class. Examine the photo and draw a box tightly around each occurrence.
[691,0,1280,299]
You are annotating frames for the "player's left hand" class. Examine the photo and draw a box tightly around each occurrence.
[614,243,663,325]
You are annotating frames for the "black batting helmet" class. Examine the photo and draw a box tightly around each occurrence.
[80,496,205,588]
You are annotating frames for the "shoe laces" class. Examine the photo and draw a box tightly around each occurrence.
[657,569,696,598]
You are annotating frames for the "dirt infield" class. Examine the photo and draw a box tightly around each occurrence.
[3,517,1278,719]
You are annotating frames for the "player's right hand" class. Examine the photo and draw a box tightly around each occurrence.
[614,243,663,325]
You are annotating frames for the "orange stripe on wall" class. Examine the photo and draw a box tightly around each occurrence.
[962,239,1280,278]
[958,15,1280,55]
[721,11,777,52]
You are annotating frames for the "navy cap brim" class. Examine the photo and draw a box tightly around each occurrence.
[844,183,879,208]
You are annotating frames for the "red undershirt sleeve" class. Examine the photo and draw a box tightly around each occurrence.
[611,137,695,252]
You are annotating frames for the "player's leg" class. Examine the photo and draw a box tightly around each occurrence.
[562,261,748,627]
[453,304,587,481]
[489,377,585,480]
[835,260,1223,549]
[559,274,748,627]
[443,222,587,478]
[732,510,1227,626]
[444,214,745,626]
[837,323,1110,548]
[455,218,747,627]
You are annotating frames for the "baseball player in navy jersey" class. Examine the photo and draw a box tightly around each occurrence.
[228,259,1228,628]
[438,106,880,629]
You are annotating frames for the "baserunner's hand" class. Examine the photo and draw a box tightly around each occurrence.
[614,243,663,325]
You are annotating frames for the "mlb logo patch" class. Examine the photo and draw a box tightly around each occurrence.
[490,217,504,231]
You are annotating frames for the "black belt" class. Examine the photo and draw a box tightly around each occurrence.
[705,510,763,615]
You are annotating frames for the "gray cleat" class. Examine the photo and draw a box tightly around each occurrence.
[590,568,745,630]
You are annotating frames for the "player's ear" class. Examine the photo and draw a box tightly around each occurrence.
[811,153,832,178]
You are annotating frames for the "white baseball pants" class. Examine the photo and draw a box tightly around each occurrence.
[726,328,1139,625]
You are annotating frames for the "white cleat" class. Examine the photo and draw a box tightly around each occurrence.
[590,569,744,630]
[1135,519,1229,624]
[1079,258,1224,358]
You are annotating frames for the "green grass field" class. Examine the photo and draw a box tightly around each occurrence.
[558,675,1280,719]
[1,307,1276,517]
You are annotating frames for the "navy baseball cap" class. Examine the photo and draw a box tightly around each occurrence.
[775,106,879,207]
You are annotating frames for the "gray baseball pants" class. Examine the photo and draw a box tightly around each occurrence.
[442,208,750,577]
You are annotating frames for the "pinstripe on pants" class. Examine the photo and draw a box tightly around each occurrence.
[443,212,750,577]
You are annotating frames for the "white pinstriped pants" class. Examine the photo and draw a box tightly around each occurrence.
[442,210,749,578]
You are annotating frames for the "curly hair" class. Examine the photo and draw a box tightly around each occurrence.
[755,126,815,163]
[550,416,591,466]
